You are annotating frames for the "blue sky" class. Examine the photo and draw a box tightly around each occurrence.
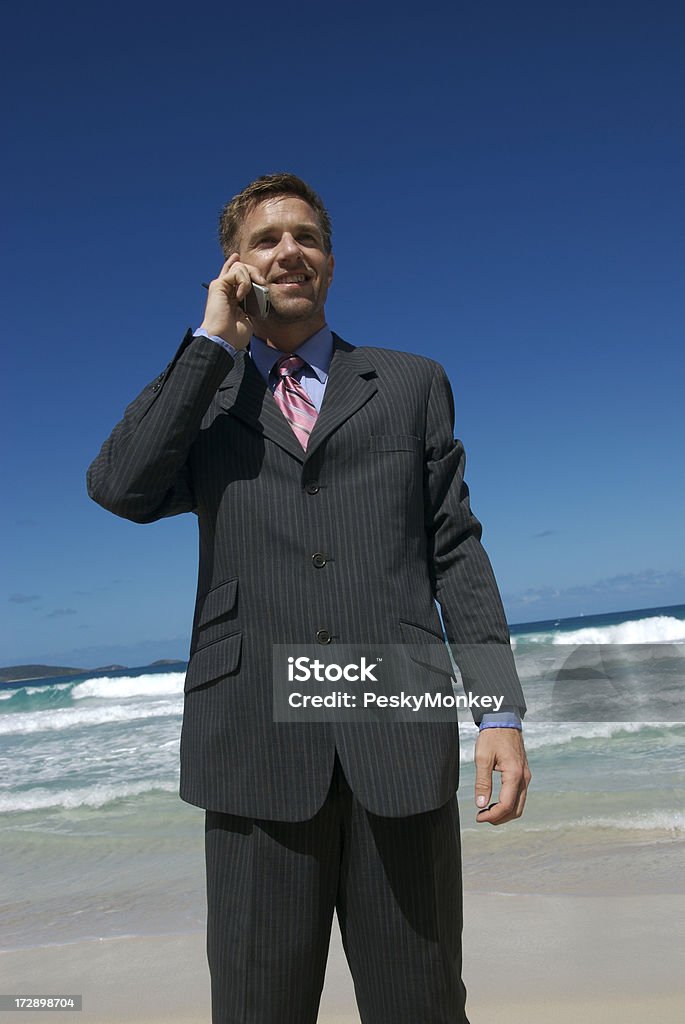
[2,1,683,667]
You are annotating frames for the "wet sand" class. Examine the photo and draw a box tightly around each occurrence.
[2,893,682,1023]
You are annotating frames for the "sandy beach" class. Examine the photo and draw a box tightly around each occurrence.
[3,641,684,1024]
[2,892,683,1023]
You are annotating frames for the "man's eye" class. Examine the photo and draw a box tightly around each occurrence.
[257,238,276,247]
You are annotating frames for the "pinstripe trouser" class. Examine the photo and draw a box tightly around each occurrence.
[204,752,470,1023]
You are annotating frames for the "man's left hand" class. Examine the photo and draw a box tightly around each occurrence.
[474,728,531,825]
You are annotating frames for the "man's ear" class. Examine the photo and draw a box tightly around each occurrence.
[327,253,335,283]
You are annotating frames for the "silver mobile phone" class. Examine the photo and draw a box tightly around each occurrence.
[240,282,271,318]
[201,280,271,318]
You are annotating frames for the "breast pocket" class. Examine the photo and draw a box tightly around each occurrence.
[369,434,422,453]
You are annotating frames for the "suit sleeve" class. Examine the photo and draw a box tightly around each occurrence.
[424,363,527,721]
[86,330,234,524]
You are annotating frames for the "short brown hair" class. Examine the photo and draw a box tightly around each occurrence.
[218,173,333,257]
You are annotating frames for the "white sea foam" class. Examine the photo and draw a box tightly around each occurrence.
[522,811,685,835]
[0,700,184,736]
[24,683,74,695]
[0,779,179,813]
[0,690,18,700]
[461,810,685,835]
[577,810,685,833]
[457,719,682,759]
[552,615,685,645]
[71,672,185,700]
[517,720,676,750]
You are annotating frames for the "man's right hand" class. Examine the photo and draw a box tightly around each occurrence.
[199,254,268,351]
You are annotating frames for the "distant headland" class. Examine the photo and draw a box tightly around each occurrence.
[0,660,184,683]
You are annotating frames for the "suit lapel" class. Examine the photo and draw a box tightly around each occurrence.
[217,351,305,462]
[217,333,378,464]
[305,333,378,461]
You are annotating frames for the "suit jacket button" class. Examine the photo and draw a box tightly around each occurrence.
[312,552,327,568]
[316,629,332,644]
[306,482,320,494]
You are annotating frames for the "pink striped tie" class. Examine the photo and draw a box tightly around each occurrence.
[272,355,319,451]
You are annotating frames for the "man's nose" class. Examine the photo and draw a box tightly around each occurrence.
[274,232,304,261]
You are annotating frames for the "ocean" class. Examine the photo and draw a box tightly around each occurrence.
[1,604,684,953]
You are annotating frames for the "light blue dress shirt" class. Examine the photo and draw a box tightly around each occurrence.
[193,325,331,410]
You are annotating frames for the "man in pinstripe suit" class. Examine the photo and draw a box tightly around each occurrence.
[87,173,530,1023]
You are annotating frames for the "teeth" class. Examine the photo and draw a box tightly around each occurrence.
[279,275,306,283]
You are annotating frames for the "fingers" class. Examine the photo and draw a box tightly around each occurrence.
[199,254,261,346]
[474,731,531,826]
[512,770,530,819]
[516,757,532,817]
[475,775,521,825]
[234,264,252,302]
[219,253,240,273]
[213,256,248,303]
[214,256,268,302]
[243,263,267,286]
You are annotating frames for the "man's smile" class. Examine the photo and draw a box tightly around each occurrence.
[271,272,312,287]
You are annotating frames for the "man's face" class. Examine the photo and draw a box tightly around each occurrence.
[237,195,334,328]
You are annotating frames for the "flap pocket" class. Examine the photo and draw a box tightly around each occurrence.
[184,631,243,692]
[399,619,455,678]
[197,577,238,629]
[369,434,421,453]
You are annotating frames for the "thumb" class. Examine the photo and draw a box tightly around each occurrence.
[474,759,492,809]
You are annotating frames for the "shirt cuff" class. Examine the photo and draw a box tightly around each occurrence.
[193,327,239,358]
[478,711,522,731]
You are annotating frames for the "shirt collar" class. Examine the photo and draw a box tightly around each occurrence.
[249,325,334,384]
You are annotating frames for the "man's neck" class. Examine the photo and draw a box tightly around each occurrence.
[252,316,327,353]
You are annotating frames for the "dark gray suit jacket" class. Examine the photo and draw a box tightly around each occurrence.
[87,330,525,820]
